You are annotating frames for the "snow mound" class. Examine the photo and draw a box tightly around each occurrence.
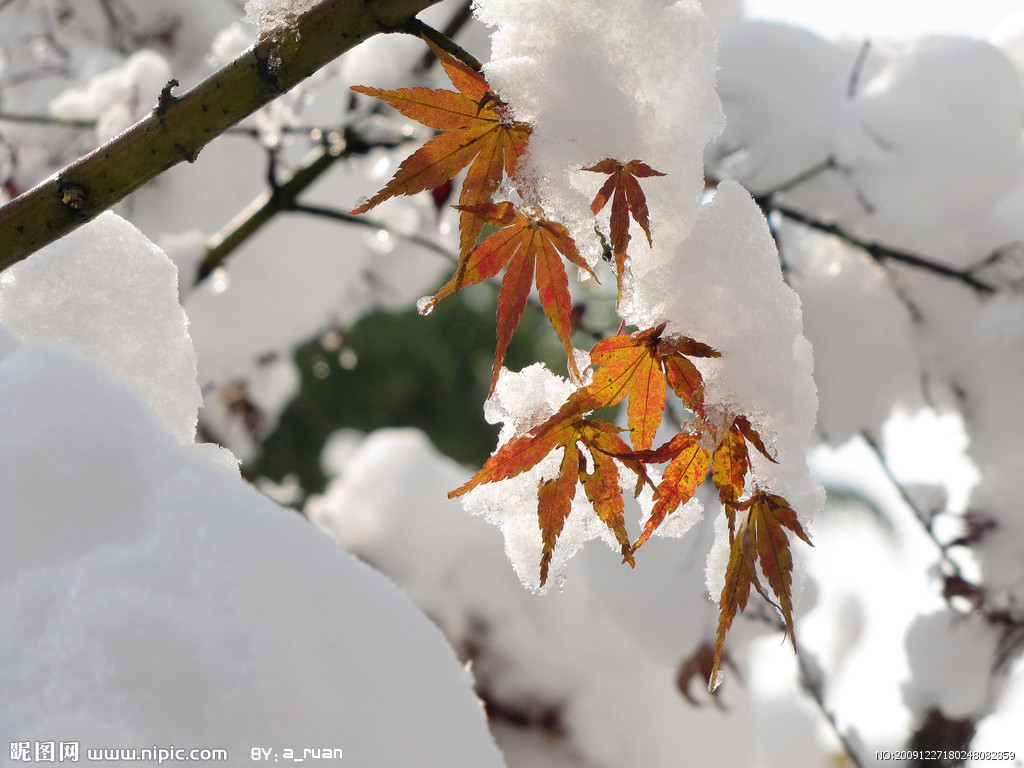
[0,215,504,767]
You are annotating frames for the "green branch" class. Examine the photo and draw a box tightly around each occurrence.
[195,127,419,284]
[0,0,443,271]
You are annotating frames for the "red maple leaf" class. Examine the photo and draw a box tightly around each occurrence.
[350,41,531,254]
[420,201,594,394]
[582,158,666,283]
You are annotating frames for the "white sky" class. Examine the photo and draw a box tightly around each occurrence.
[743,0,1024,41]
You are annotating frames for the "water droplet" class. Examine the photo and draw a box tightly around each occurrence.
[708,669,724,694]
[338,348,358,370]
[209,268,230,295]
[416,296,434,316]
[311,357,330,380]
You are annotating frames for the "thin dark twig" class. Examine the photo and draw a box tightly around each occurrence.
[414,0,475,74]
[748,610,868,768]
[847,40,872,99]
[768,156,838,196]
[196,125,420,283]
[859,430,965,580]
[400,17,483,72]
[290,203,456,262]
[0,113,95,129]
[773,204,998,295]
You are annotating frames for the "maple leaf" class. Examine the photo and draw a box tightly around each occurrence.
[712,419,748,510]
[582,158,666,284]
[710,517,755,692]
[420,201,594,394]
[350,41,531,254]
[450,403,640,586]
[576,323,720,451]
[710,491,812,690]
[632,430,712,551]
[677,642,738,709]
[734,414,777,464]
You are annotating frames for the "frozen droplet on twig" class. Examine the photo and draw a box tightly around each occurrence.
[708,668,724,694]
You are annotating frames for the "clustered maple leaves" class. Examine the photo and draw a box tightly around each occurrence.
[350,37,810,690]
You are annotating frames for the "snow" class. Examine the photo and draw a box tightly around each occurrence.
[0,212,200,445]
[467,0,823,595]
[309,427,826,767]
[778,222,924,445]
[49,50,173,143]
[475,0,723,262]
[245,0,319,37]
[711,21,856,195]
[3,0,1024,762]
[902,612,1001,719]
[840,36,1024,253]
[629,182,823,517]
[0,216,504,767]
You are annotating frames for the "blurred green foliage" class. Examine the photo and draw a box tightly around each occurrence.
[253,288,565,496]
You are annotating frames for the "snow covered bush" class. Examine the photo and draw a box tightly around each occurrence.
[2,0,1024,766]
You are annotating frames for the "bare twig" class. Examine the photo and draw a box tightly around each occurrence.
[0,113,96,129]
[197,126,416,283]
[847,40,872,100]
[0,0,444,271]
[770,204,998,295]
[401,17,482,71]
[290,203,455,261]
[414,0,475,74]
[748,609,868,768]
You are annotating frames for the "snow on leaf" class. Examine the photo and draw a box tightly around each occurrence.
[350,41,531,255]
[450,403,639,587]
[421,202,593,394]
[582,158,666,284]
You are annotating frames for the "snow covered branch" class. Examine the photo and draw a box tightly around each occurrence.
[0,0,442,272]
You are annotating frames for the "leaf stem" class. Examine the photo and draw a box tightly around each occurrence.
[401,18,483,72]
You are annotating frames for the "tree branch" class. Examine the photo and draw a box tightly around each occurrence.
[0,0,443,272]
[770,204,998,295]
[196,126,417,283]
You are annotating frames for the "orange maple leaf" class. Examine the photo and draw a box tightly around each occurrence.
[711,414,778,538]
[420,201,594,394]
[450,403,641,586]
[350,41,531,254]
[576,322,720,451]
[712,421,748,527]
[632,430,712,551]
[711,491,812,690]
[582,158,666,283]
